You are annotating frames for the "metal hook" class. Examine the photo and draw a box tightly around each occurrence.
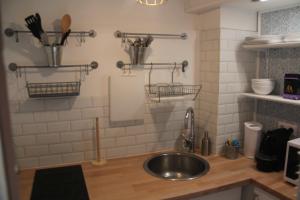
[86,65,89,75]
[80,66,83,81]
[121,33,126,45]
[171,62,177,83]
[82,33,86,43]
[18,68,22,78]
[80,33,84,45]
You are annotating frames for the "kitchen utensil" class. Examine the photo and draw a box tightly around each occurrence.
[134,37,142,47]
[35,13,49,45]
[25,15,41,41]
[60,29,71,45]
[61,14,72,34]
[145,35,153,47]
[25,13,49,45]
[127,38,134,46]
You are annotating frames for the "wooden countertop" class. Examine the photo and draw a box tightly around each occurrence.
[19,153,297,200]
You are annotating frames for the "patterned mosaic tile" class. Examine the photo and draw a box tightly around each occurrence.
[258,6,300,135]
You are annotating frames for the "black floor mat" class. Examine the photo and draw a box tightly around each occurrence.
[30,165,89,200]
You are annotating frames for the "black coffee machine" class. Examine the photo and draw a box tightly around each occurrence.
[255,128,293,172]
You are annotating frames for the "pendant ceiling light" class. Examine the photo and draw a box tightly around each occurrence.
[137,0,167,6]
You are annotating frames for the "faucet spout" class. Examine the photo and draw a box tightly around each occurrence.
[183,107,195,153]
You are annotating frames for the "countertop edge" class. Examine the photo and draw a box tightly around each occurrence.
[165,178,294,200]
[251,179,295,200]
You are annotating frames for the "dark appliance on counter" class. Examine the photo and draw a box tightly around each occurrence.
[283,74,300,100]
[255,128,293,172]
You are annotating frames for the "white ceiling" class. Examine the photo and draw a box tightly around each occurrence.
[226,0,300,12]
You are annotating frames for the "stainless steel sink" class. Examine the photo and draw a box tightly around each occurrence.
[144,152,210,181]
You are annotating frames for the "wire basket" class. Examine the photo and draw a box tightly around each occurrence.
[26,81,81,98]
[145,84,201,102]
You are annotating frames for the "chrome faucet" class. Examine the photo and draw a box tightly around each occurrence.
[183,107,195,153]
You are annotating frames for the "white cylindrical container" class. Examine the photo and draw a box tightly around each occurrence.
[244,121,263,159]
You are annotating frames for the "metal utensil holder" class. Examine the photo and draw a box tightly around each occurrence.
[225,145,239,160]
[44,45,63,67]
[26,81,81,98]
[129,46,148,65]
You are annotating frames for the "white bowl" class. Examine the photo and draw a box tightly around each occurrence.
[251,79,275,95]
[252,78,274,83]
[252,83,274,87]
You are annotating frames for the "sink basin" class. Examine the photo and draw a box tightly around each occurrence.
[144,152,209,180]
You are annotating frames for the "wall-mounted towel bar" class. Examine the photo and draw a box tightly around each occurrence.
[114,30,187,40]
[116,60,188,72]
[4,28,96,43]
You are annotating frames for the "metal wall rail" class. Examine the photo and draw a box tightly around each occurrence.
[114,30,187,39]
[116,60,188,72]
[4,28,96,42]
[8,61,98,71]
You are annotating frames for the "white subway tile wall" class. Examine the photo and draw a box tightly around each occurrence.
[216,28,256,153]
[10,96,194,169]
[197,22,256,154]
[198,28,220,154]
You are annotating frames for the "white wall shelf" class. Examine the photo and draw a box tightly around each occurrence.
[241,93,300,106]
[243,42,300,50]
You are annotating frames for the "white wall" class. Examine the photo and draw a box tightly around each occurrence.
[2,0,196,99]
[1,0,199,169]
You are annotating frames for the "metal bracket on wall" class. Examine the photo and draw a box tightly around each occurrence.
[116,60,188,72]
[4,28,97,43]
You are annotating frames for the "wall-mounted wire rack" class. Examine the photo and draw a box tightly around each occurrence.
[114,30,187,40]
[4,28,96,43]
[27,81,81,98]
[116,60,189,72]
[145,84,201,102]
[9,61,98,98]
[141,60,201,102]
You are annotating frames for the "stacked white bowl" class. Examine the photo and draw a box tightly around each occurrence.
[251,79,275,95]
